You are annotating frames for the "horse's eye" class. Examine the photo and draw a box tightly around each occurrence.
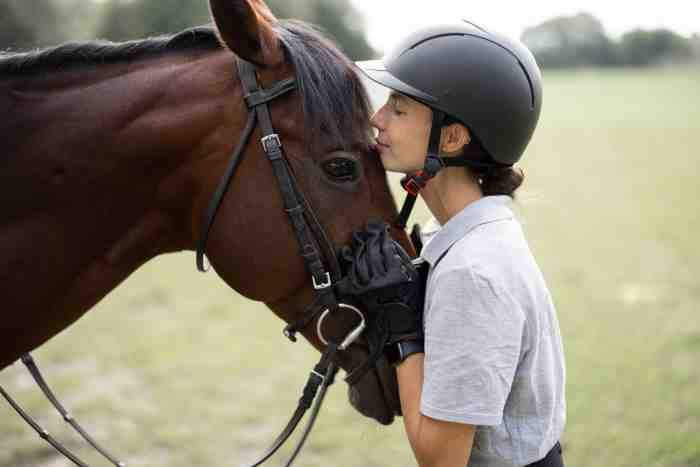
[322,157,358,182]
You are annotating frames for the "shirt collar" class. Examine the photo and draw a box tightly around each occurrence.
[421,195,514,266]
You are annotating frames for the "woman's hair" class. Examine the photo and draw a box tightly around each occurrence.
[443,116,524,198]
[462,139,525,198]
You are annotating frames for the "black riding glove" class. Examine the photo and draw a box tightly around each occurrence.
[336,221,425,356]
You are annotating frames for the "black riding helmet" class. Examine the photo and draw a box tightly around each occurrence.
[358,20,543,198]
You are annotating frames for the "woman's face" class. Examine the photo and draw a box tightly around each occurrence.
[371,92,433,173]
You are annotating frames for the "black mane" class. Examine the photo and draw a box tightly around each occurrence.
[0,21,371,151]
[0,26,221,75]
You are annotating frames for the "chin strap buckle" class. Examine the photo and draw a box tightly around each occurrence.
[400,174,425,196]
[400,154,445,196]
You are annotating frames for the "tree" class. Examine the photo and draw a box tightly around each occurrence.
[1,0,103,51]
[521,12,616,68]
[618,28,693,66]
[96,0,376,60]
[691,34,700,63]
[1,0,61,51]
[0,3,36,51]
[267,0,376,59]
[97,0,211,42]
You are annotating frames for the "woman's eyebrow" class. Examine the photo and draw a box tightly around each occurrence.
[389,92,404,102]
[389,92,407,108]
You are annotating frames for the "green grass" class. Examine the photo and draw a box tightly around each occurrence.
[2,67,699,466]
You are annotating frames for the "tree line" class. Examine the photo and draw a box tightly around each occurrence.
[0,0,375,60]
[521,13,700,68]
[3,3,699,68]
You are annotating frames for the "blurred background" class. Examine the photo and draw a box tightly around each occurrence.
[1,1,698,466]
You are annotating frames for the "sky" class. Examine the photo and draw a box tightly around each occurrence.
[349,0,700,53]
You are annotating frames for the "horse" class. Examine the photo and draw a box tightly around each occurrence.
[0,0,411,427]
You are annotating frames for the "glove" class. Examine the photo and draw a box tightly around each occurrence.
[336,221,425,351]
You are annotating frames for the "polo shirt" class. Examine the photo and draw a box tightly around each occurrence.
[419,195,566,467]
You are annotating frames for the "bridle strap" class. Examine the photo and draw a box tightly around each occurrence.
[196,58,343,343]
[0,354,127,467]
[236,59,336,291]
[195,65,298,273]
[244,77,297,107]
[0,346,340,467]
[245,342,340,467]
[195,111,257,272]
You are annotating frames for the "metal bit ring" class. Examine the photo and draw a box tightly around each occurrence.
[316,304,366,351]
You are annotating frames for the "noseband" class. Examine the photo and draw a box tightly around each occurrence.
[1,59,381,467]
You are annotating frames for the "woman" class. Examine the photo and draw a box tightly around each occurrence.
[356,21,566,467]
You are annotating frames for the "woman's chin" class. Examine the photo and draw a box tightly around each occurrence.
[378,153,423,175]
[379,155,403,173]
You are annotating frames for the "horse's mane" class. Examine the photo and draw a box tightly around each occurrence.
[0,21,372,151]
[0,26,221,75]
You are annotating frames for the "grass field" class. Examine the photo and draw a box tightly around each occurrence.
[1,67,699,467]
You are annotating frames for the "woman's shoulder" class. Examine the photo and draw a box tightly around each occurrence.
[434,219,545,296]
[442,216,528,269]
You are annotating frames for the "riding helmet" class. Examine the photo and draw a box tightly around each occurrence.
[358,20,543,167]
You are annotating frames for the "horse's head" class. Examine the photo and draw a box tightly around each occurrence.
[196,0,411,425]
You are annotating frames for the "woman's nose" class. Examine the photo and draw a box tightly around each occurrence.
[370,108,385,131]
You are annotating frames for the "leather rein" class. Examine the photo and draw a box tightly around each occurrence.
[1,58,383,467]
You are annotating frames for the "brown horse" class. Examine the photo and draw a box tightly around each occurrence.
[0,0,410,425]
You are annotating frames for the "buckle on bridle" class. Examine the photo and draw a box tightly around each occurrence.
[261,134,282,154]
[312,272,332,290]
[316,304,366,351]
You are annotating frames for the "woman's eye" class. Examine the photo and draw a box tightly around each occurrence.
[322,157,358,182]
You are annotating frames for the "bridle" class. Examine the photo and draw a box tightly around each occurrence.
[1,58,382,467]
[196,58,361,350]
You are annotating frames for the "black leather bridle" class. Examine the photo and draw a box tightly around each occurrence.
[194,57,372,465]
[1,58,379,467]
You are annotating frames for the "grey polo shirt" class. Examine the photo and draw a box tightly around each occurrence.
[419,195,566,467]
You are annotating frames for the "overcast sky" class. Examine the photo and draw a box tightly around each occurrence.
[349,0,699,53]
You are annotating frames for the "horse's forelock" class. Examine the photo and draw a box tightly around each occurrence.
[274,20,373,153]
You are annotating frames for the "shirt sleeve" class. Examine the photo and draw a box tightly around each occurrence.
[420,265,525,426]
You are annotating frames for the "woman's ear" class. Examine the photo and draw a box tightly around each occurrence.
[440,123,471,153]
[208,0,284,67]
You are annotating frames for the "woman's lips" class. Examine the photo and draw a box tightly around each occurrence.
[374,141,389,152]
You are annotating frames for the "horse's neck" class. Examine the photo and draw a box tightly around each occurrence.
[0,51,234,368]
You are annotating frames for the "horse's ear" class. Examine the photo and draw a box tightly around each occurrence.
[208,0,284,67]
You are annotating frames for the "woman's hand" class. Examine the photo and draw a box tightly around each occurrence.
[336,221,424,349]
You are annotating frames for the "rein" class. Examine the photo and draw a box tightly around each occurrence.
[1,58,382,467]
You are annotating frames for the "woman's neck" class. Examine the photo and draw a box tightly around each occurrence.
[420,166,483,225]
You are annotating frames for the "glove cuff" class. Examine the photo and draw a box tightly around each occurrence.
[385,338,424,367]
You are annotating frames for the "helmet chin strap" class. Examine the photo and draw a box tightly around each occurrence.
[395,110,445,230]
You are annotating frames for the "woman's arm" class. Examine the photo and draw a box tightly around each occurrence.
[397,353,476,467]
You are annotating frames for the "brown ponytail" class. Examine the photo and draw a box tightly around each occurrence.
[460,134,524,198]
[441,116,526,198]
[480,165,524,198]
